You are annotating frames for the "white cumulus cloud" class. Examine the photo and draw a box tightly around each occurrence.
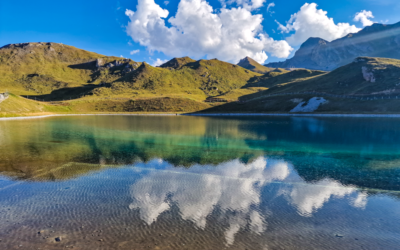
[130,49,140,55]
[219,0,266,10]
[277,3,361,46]
[125,0,292,64]
[354,10,374,27]
[267,2,275,13]
[152,58,168,66]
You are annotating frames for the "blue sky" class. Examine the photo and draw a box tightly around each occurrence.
[1,0,399,65]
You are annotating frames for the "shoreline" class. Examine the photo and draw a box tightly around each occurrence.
[3,112,400,120]
[0,113,182,121]
[186,113,400,117]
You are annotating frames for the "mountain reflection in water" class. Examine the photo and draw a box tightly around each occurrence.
[0,115,400,249]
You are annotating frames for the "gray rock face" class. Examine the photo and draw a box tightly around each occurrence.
[95,59,140,75]
[96,58,105,68]
[266,22,400,71]
[362,66,376,82]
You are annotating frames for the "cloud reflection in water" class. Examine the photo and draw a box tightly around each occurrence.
[129,157,367,245]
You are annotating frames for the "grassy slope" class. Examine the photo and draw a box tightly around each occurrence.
[0,94,214,116]
[0,42,121,94]
[199,57,400,113]
[67,96,212,113]
[93,59,261,100]
[3,42,400,115]
[0,43,262,115]
[259,57,400,95]
[0,93,70,117]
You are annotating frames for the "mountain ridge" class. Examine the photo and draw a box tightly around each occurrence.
[265,22,400,71]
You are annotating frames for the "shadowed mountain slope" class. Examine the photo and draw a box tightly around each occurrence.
[263,57,400,96]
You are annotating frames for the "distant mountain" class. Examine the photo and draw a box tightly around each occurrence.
[266,22,400,71]
[237,56,272,73]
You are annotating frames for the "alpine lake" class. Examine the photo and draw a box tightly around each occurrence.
[0,115,399,250]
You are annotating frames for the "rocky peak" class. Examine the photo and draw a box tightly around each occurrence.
[238,56,272,73]
[237,56,253,66]
[301,37,328,47]
[159,57,195,69]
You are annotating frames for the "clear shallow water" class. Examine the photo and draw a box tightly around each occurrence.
[0,115,400,249]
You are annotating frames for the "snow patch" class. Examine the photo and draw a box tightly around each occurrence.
[290,97,327,113]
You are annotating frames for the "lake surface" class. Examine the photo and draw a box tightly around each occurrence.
[0,115,400,249]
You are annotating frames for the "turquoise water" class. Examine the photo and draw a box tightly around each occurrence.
[0,115,399,249]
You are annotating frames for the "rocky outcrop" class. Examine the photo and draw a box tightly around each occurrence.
[237,56,272,73]
[96,59,140,74]
[266,22,400,71]
[95,58,105,68]
[159,57,196,69]
[362,66,376,82]
[0,93,9,103]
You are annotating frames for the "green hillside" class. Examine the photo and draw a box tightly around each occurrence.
[257,57,400,95]
[3,42,400,116]
[92,58,261,100]
[0,42,137,94]
[0,93,70,117]
[199,57,400,114]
